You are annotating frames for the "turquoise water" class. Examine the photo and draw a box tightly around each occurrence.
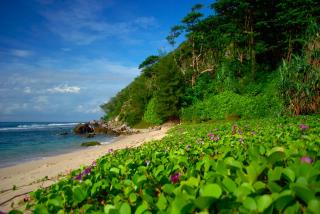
[0,122,115,168]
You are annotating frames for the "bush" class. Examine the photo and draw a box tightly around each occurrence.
[143,97,163,125]
[279,55,320,115]
[181,90,283,122]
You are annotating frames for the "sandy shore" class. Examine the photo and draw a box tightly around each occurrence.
[0,124,172,212]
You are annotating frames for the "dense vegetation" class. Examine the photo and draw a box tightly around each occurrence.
[10,1,320,213]
[20,115,320,213]
[101,0,319,126]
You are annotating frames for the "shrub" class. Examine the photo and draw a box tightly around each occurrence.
[181,90,283,122]
[279,55,320,115]
[143,97,163,125]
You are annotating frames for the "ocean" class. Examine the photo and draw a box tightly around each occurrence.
[0,122,115,168]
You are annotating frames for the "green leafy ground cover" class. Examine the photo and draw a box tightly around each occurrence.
[21,115,320,213]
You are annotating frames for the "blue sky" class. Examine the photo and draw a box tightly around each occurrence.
[0,0,213,122]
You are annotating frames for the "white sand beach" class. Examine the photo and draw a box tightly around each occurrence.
[0,124,172,212]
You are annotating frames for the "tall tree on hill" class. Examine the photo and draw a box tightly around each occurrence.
[154,55,184,121]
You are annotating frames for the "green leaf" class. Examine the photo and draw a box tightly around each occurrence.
[256,195,272,212]
[34,205,49,214]
[162,184,175,194]
[275,194,294,211]
[194,197,214,209]
[119,202,131,214]
[156,194,167,211]
[224,157,242,168]
[308,199,320,214]
[282,168,295,182]
[201,183,222,198]
[129,193,137,203]
[268,167,283,181]
[104,204,117,214]
[110,167,120,174]
[292,184,315,203]
[284,203,300,214]
[135,203,148,214]
[253,181,266,192]
[267,147,285,164]
[222,177,237,193]
[181,176,199,187]
[73,186,87,204]
[243,197,257,211]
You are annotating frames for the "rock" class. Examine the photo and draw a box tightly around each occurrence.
[74,123,94,134]
[59,132,69,136]
[81,141,101,147]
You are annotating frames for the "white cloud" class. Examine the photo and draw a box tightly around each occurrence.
[23,87,32,94]
[47,84,81,93]
[10,49,33,57]
[76,105,101,114]
[35,96,48,104]
[0,103,28,114]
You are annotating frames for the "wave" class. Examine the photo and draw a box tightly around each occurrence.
[0,123,78,131]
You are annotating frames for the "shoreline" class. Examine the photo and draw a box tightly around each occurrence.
[0,135,117,169]
[0,124,172,212]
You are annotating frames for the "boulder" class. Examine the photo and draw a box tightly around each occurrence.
[74,123,94,134]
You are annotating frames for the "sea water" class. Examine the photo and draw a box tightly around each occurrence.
[0,122,115,168]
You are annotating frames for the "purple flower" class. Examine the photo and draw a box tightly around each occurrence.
[208,133,213,137]
[83,166,92,175]
[170,173,181,184]
[300,156,313,164]
[108,148,114,153]
[0,211,6,214]
[238,130,242,135]
[299,124,309,131]
[145,160,151,166]
[75,173,83,181]
[251,131,256,136]
[74,166,92,181]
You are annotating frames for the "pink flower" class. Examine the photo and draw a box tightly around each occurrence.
[299,124,309,131]
[92,161,97,167]
[170,173,181,184]
[108,148,114,153]
[300,156,313,164]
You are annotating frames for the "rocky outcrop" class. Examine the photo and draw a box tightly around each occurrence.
[74,120,140,136]
[73,123,94,134]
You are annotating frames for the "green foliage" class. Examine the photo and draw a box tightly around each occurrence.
[143,97,162,125]
[101,0,319,125]
[101,75,152,126]
[138,55,160,69]
[154,55,184,121]
[182,90,283,122]
[182,73,216,106]
[279,55,320,115]
[80,141,101,147]
[26,115,320,213]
